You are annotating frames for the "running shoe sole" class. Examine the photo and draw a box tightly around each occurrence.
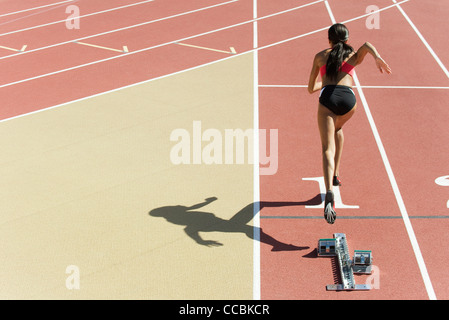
[324,190,336,224]
[324,202,336,224]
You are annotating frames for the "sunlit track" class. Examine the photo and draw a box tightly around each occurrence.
[0,0,410,89]
[328,0,436,300]
[2,0,408,59]
[0,0,239,61]
[2,0,449,301]
[0,55,244,123]
[0,0,154,36]
[0,0,75,18]
[258,0,449,300]
[392,0,449,79]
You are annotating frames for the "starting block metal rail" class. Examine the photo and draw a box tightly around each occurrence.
[318,233,372,291]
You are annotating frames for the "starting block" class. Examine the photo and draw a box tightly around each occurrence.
[317,239,336,256]
[353,250,372,274]
[317,233,373,291]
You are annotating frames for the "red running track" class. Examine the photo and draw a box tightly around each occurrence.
[0,0,252,119]
[2,0,449,300]
[258,0,449,300]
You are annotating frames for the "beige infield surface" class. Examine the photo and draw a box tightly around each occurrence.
[0,52,256,299]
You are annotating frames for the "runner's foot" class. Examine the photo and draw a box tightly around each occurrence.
[324,190,336,224]
[333,176,341,186]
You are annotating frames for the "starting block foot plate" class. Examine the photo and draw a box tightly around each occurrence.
[353,265,372,274]
[326,284,371,291]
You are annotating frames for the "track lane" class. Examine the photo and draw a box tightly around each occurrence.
[3,0,448,300]
[0,0,74,16]
[257,0,446,299]
[0,0,150,40]
[258,83,429,299]
[0,0,251,120]
[400,0,449,70]
[0,0,243,82]
[357,0,449,299]
[0,0,237,55]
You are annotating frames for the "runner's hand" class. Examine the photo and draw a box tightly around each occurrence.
[375,57,392,74]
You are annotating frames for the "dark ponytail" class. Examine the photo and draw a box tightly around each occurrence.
[326,23,354,80]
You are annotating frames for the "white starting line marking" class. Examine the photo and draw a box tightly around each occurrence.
[258,84,449,90]
[176,42,237,54]
[0,44,27,52]
[74,41,129,53]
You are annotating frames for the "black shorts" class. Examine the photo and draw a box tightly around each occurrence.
[319,85,356,116]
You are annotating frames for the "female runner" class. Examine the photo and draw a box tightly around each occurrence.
[308,23,391,224]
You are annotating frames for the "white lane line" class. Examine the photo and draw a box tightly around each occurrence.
[0,54,245,124]
[254,0,409,52]
[0,0,239,62]
[252,0,261,302]
[0,44,27,53]
[0,1,418,120]
[0,0,326,89]
[258,84,449,89]
[392,0,449,79]
[0,0,154,37]
[176,42,236,55]
[74,41,128,53]
[326,0,437,301]
[0,0,406,90]
[0,0,75,18]
[354,73,437,301]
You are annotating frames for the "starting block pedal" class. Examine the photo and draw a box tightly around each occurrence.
[317,239,337,256]
[317,233,373,291]
[353,250,373,274]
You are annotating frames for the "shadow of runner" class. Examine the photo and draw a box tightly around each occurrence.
[149,196,319,252]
